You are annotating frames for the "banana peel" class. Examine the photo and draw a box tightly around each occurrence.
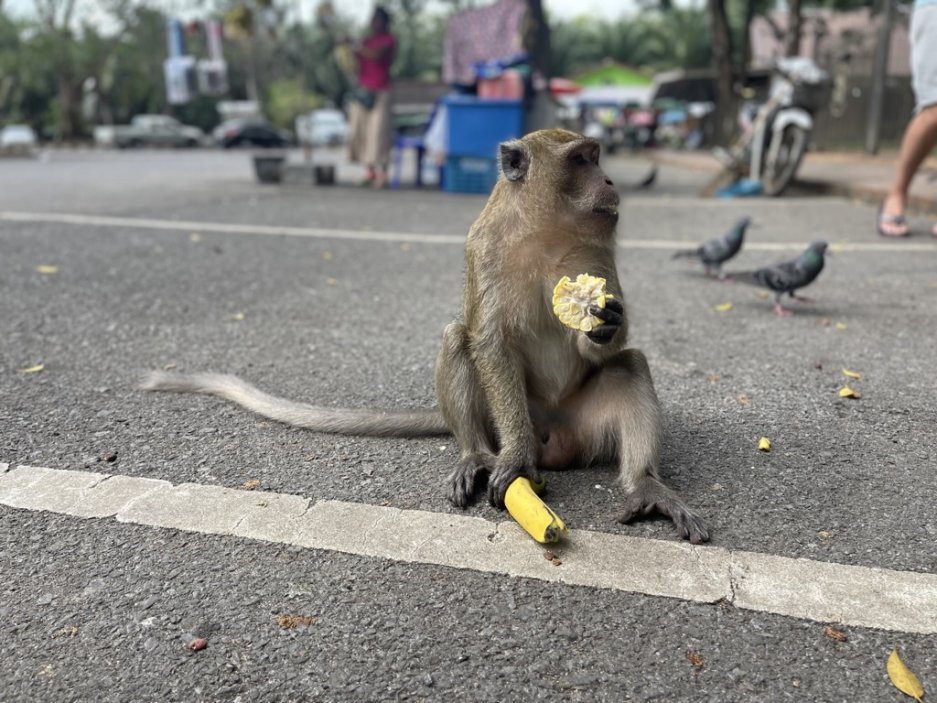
[504,477,568,543]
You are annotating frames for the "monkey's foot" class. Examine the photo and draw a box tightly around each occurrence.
[773,303,793,317]
[447,453,495,508]
[488,462,542,509]
[617,480,709,544]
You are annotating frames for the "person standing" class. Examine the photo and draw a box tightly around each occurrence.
[877,0,937,237]
[345,7,397,190]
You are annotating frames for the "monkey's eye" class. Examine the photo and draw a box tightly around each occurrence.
[572,152,589,165]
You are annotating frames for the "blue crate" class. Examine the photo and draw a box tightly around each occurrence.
[443,155,499,194]
[444,95,524,159]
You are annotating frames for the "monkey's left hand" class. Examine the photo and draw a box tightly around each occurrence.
[585,298,624,344]
[488,462,542,508]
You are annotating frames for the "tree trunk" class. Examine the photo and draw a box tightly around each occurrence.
[785,0,802,57]
[523,0,553,132]
[708,0,735,145]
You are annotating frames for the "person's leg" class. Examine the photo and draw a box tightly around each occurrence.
[880,106,937,236]
[880,4,937,236]
[367,91,392,189]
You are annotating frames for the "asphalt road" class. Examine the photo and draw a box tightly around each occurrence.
[1,147,936,701]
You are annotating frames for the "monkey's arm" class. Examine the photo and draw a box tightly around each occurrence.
[471,338,541,506]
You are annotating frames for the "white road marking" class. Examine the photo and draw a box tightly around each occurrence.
[2,464,936,634]
[3,210,935,253]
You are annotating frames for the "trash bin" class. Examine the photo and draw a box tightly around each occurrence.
[253,152,285,184]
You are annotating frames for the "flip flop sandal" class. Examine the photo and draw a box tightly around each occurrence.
[877,208,910,238]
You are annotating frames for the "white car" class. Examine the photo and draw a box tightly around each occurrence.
[296,109,348,147]
[0,125,38,155]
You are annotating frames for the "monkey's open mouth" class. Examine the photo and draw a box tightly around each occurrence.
[593,206,619,217]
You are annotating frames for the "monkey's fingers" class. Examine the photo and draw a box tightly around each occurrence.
[588,301,623,326]
[487,464,541,509]
[585,323,619,344]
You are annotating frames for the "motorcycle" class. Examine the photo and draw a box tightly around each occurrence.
[716,57,830,196]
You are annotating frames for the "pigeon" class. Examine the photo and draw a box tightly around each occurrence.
[636,165,657,189]
[734,240,829,316]
[672,216,750,279]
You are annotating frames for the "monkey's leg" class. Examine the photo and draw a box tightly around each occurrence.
[572,349,709,543]
[435,323,497,507]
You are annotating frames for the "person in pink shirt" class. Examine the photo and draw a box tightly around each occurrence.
[345,7,397,189]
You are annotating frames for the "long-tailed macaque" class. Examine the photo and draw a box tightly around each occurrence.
[142,129,709,543]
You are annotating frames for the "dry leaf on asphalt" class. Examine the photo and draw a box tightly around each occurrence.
[189,233,202,242]
[887,649,924,702]
[19,363,44,374]
[232,312,245,321]
[736,393,750,407]
[758,437,771,452]
[835,322,847,331]
[240,479,261,490]
[35,264,59,274]
[707,374,721,383]
[714,302,733,312]
[687,651,704,670]
[842,368,862,380]
[839,386,861,399]
[276,614,317,629]
[824,626,847,642]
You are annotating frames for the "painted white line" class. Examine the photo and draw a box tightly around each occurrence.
[3,210,935,253]
[2,464,935,634]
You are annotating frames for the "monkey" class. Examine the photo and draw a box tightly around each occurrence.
[141,128,709,544]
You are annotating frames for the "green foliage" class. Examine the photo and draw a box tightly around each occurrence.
[265,77,324,128]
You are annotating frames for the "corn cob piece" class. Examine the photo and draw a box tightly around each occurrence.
[504,477,568,543]
[552,274,611,332]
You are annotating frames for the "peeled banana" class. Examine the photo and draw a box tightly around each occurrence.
[552,273,611,332]
[504,477,568,544]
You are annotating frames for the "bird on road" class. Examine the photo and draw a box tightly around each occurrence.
[672,216,750,279]
[734,240,829,316]
[636,165,657,189]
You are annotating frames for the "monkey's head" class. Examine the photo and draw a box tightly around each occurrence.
[497,129,620,234]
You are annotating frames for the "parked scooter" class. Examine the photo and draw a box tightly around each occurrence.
[716,57,830,196]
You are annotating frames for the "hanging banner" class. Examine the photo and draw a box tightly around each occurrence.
[198,19,229,96]
[164,19,197,105]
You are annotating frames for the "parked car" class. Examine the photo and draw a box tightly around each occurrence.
[295,109,348,147]
[213,119,294,149]
[93,115,205,149]
[0,124,39,155]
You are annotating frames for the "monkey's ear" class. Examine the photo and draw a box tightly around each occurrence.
[499,141,529,182]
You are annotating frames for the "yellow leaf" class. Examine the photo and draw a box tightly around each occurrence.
[714,302,733,312]
[758,437,771,452]
[755,290,771,300]
[189,232,202,242]
[839,386,861,399]
[326,277,337,285]
[321,250,333,260]
[887,649,925,702]
[835,322,847,331]
[842,368,862,380]
[35,265,59,275]
[232,312,245,321]
[19,363,44,374]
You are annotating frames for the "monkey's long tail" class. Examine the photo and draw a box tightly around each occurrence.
[140,371,451,438]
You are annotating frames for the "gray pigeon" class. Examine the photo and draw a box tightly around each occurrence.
[672,216,750,279]
[736,240,829,316]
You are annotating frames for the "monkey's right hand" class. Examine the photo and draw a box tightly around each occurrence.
[488,462,542,509]
[585,297,624,344]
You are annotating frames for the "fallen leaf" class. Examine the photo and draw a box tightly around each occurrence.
[188,637,208,651]
[400,242,412,252]
[163,362,177,371]
[321,250,333,260]
[842,368,862,380]
[551,557,562,566]
[20,363,45,374]
[736,393,750,407]
[755,290,771,300]
[326,277,337,285]
[50,625,79,639]
[189,232,202,242]
[240,479,261,490]
[758,437,771,452]
[707,373,721,383]
[835,322,847,331]
[232,312,245,321]
[824,626,847,642]
[714,302,733,312]
[687,651,704,670]
[36,264,59,275]
[819,318,831,327]
[276,614,317,629]
[887,649,924,702]
[818,530,831,540]
[839,386,861,399]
